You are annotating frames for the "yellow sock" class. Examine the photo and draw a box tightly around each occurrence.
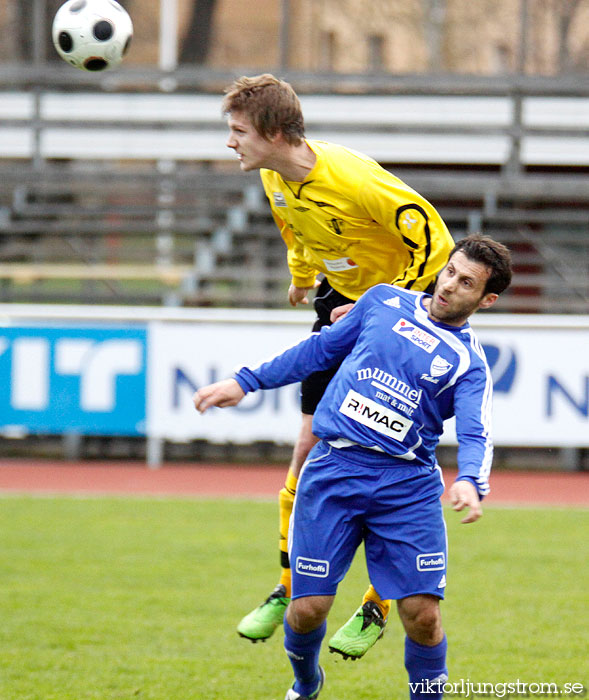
[362,585,391,620]
[278,468,298,598]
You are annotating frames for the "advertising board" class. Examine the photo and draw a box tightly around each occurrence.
[0,308,587,452]
[0,324,147,436]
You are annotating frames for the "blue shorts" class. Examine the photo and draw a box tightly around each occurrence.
[289,440,447,601]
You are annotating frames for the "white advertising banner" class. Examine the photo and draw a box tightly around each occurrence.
[0,305,586,449]
[471,324,589,446]
[147,321,307,444]
[147,315,589,448]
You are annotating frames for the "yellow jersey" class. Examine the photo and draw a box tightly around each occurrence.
[260,140,454,300]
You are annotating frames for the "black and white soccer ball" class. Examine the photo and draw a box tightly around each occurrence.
[52,0,133,72]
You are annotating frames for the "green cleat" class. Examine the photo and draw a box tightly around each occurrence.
[328,601,386,660]
[237,584,290,642]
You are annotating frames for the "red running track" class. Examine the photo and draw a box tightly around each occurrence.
[0,459,587,507]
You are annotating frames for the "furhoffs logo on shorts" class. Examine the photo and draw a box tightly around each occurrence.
[296,557,330,578]
[416,552,446,571]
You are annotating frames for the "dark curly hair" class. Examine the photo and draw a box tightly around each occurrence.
[450,234,512,295]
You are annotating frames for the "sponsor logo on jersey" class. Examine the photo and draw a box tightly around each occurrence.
[383,296,400,308]
[421,355,453,384]
[437,574,447,588]
[392,319,440,354]
[295,557,330,578]
[355,367,422,408]
[416,552,446,571]
[339,389,413,441]
[323,257,358,272]
[273,192,287,207]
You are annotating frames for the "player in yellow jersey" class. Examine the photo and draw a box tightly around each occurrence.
[221,74,454,661]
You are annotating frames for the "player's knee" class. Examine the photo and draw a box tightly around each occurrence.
[397,595,442,642]
[287,596,331,634]
[412,607,440,637]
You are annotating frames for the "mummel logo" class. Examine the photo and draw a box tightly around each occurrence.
[339,389,413,441]
[416,552,446,572]
[296,557,329,578]
[393,319,439,354]
[356,367,422,408]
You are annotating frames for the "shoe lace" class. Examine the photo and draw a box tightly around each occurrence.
[359,601,385,631]
[264,584,287,604]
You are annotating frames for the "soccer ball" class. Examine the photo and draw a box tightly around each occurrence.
[52,0,133,72]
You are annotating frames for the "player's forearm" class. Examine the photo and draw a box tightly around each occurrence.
[286,249,318,289]
[454,373,493,497]
[233,343,327,394]
[455,441,492,498]
[234,316,360,394]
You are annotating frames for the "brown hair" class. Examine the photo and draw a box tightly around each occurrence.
[449,233,512,295]
[222,74,305,146]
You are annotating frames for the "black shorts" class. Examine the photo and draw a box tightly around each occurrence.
[300,278,355,415]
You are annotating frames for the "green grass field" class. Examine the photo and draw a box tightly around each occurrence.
[0,496,586,700]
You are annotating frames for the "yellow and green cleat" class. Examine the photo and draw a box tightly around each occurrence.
[237,584,290,642]
[328,601,386,660]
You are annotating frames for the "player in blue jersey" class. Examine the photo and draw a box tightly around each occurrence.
[193,234,512,700]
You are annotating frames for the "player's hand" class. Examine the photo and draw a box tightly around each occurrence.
[288,281,320,307]
[449,480,482,524]
[192,379,245,414]
[330,303,355,323]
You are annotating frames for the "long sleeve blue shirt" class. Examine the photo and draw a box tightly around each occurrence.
[235,284,493,496]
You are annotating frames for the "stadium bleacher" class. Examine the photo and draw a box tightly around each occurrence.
[0,69,587,311]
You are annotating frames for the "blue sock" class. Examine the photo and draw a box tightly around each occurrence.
[404,635,448,700]
[283,616,326,697]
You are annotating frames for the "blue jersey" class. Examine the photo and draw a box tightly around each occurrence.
[235,284,493,496]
